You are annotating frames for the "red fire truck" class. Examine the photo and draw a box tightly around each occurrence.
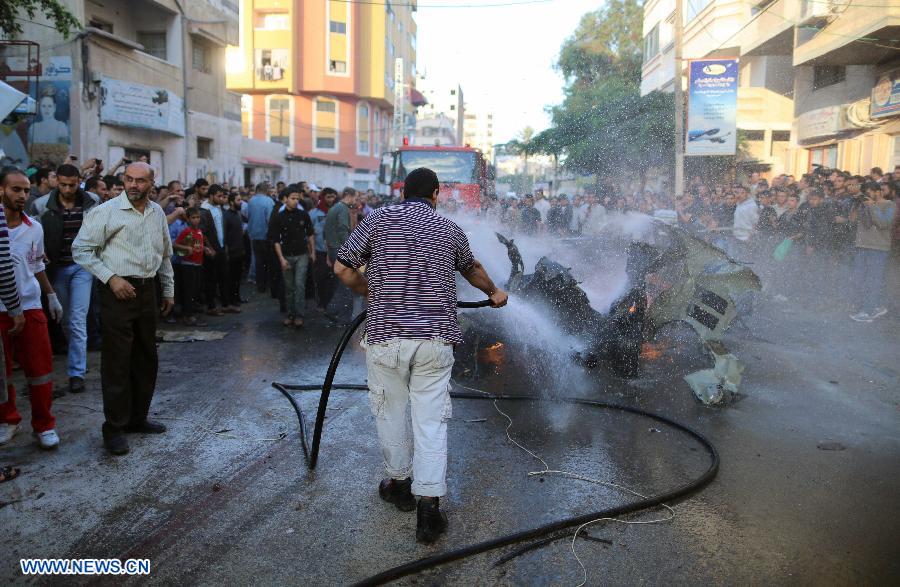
[378,145,494,209]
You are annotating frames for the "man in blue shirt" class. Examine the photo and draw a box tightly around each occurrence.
[247,182,275,293]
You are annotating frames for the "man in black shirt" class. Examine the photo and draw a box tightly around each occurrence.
[268,190,315,327]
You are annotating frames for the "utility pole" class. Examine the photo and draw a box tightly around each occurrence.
[392,57,405,148]
[673,0,685,199]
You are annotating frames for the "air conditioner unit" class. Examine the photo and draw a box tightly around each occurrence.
[799,0,836,25]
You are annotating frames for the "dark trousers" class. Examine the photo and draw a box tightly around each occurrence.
[87,277,102,346]
[173,263,185,315]
[181,264,203,316]
[100,280,159,436]
[252,240,274,293]
[313,252,335,308]
[204,251,230,308]
[228,253,244,304]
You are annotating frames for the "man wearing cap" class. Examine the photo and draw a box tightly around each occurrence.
[334,167,508,544]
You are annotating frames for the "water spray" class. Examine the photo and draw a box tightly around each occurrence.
[271,298,721,585]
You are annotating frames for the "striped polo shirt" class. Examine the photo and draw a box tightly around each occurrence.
[337,200,476,345]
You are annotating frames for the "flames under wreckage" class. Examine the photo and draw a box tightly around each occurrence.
[481,221,761,403]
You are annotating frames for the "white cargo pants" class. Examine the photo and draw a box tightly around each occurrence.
[363,337,454,497]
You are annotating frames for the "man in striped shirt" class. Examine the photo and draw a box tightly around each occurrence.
[335,167,508,544]
[73,162,175,456]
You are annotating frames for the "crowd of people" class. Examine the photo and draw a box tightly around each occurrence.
[0,155,392,460]
[0,154,896,464]
[491,167,898,322]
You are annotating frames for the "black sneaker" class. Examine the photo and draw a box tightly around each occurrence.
[379,478,416,512]
[69,376,85,394]
[416,497,448,544]
[104,433,129,456]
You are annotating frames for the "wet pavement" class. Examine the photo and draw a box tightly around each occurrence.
[2,290,898,585]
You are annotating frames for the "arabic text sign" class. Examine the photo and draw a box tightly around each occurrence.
[99,78,185,136]
[686,59,738,157]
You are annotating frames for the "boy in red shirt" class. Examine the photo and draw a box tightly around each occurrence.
[174,208,206,326]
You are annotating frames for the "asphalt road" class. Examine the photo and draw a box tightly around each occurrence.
[2,290,898,585]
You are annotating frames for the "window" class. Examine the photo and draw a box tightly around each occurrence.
[450,89,456,96]
[813,65,846,90]
[255,49,288,81]
[643,24,659,62]
[314,97,339,152]
[257,12,289,30]
[450,105,456,111]
[192,39,211,74]
[327,0,350,76]
[138,32,167,60]
[744,130,765,141]
[772,131,791,142]
[197,138,212,159]
[316,100,336,113]
[268,97,291,147]
[373,109,381,154]
[808,145,838,171]
[751,0,777,15]
[357,102,370,155]
[686,0,713,22]
[88,18,113,33]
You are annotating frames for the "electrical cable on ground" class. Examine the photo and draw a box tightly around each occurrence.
[272,301,720,585]
[451,379,677,586]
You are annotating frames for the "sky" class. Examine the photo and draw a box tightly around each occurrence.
[414,0,592,144]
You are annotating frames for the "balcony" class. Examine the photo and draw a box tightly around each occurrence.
[737,86,793,130]
[85,29,183,97]
[734,0,801,57]
[793,2,900,66]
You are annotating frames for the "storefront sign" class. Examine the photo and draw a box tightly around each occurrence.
[871,72,900,119]
[796,106,844,141]
[686,58,739,157]
[99,78,185,136]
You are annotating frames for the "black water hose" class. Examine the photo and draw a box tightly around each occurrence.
[353,393,718,586]
[271,299,720,585]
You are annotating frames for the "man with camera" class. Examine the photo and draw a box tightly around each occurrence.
[848,181,895,322]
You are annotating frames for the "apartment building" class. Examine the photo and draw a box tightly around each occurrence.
[414,73,464,146]
[641,0,900,177]
[0,0,241,184]
[782,0,900,175]
[641,0,795,176]
[227,0,417,191]
[463,103,495,156]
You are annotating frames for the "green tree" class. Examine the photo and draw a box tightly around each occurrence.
[542,0,674,186]
[557,0,644,86]
[1,0,80,38]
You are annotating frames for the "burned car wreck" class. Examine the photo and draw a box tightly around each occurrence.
[463,220,761,404]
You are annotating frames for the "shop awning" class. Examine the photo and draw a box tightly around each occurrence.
[409,87,427,107]
[242,156,283,168]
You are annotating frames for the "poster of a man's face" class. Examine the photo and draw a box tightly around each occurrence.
[0,56,72,168]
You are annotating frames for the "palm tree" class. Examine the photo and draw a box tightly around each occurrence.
[506,126,537,191]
